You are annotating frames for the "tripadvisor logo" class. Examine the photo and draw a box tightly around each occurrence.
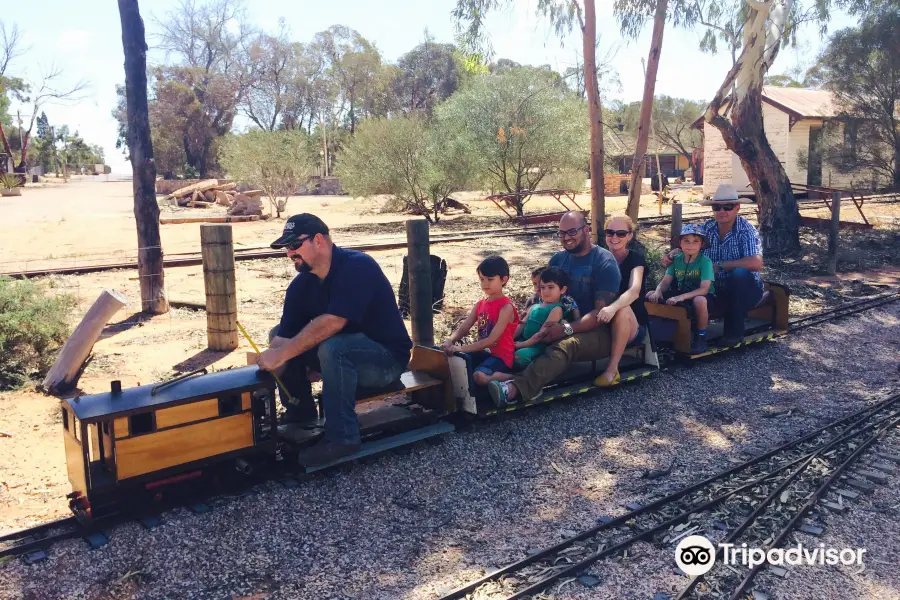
[675,535,717,576]
[675,535,867,576]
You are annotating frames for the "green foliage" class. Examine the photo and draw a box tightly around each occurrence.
[0,277,76,389]
[339,115,475,223]
[815,6,900,189]
[393,38,460,116]
[0,173,21,189]
[436,66,589,215]
[543,168,588,192]
[220,129,317,218]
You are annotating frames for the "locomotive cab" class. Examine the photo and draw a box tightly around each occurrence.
[62,367,277,522]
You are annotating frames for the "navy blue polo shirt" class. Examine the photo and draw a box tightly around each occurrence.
[278,245,413,362]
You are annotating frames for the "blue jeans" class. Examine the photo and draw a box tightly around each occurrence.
[317,333,407,445]
[719,268,763,338]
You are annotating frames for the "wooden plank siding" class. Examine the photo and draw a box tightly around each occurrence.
[115,413,254,480]
[64,429,88,496]
[155,398,219,429]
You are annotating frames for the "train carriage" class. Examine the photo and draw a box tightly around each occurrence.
[646,281,790,357]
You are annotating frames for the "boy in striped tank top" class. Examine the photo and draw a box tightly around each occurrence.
[439,256,519,388]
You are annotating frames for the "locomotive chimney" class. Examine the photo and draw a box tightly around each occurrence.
[110,380,122,394]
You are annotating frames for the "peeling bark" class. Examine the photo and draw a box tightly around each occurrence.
[705,0,800,255]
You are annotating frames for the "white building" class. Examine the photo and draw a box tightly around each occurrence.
[696,87,890,196]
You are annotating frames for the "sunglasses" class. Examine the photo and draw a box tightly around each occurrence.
[285,235,313,251]
[604,229,631,238]
[557,225,586,238]
[712,203,737,212]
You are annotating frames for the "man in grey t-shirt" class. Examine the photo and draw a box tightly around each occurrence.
[488,212,622,406]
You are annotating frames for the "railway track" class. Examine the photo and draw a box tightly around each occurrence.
[0,212,709,279]
[436,393,900,600]
[1,293,897,564]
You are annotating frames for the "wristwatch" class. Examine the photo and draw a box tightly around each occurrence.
[561,321,574,337]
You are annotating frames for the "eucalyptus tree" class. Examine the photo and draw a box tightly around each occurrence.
[437,66,590,217]
[453,0,608,242]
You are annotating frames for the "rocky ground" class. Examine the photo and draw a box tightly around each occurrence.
[1,301,897,600]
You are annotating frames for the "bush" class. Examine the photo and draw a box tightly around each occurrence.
[0,277,76,389]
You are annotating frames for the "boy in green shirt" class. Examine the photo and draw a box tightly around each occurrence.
[646,224,716,353]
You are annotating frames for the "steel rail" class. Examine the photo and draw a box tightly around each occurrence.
[0,516,78,543]
[506,400,900,600]
[434,393,900,600]
[789,292,900,331]
[0,212,712,279]
[728,415,900,600]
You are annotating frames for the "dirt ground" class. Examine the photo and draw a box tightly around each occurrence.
[0,177,709,274]
[0,179,898,534]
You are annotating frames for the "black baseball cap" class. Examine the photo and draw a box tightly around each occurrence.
[270,213,330,249]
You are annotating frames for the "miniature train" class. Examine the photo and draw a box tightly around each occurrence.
[62,286,790,523]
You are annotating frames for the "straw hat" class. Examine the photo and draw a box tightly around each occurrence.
[698,183,753,206]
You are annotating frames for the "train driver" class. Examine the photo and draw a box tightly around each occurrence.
[257,214,413,465]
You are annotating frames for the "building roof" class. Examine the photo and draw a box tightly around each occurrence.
[691,87,841,129]
[605,128,684,157]
[761,86,837,119]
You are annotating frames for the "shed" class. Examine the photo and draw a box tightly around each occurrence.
[694,87,890,196]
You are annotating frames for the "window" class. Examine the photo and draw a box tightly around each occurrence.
[129,412,153,435]
[843,120,858,168]
[219,394,241,417]
[62,407,69,431]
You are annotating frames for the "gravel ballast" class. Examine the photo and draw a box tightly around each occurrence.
[1,303,898,600]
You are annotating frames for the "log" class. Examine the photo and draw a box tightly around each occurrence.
[42,289,128,394]
[212,182,236,192]
[200,224,238,350]
[215,191,232,206]
[164,179,219,200]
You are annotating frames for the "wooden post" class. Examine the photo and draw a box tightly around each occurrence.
[406,219,433,347]
[42,289,128,394]
[670,202,683,250]
[200,224,238,351]
[827,191,841,275]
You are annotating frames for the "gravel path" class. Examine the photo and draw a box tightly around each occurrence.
[1,304,897,600]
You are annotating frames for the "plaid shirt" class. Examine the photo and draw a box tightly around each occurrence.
[702,216,763,290]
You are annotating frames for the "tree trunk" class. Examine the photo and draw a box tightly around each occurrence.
[0,122,12,159]
[894,141,900,190]
[118,0,168,314]
[625,0,668,221]
[582,0,606,244]
[711,86,800,254]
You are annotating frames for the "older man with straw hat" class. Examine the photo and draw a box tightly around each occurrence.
[662,183,763,345]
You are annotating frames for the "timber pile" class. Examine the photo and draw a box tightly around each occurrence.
[164,179,263,216]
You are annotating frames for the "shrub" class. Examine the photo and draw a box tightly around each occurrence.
[1,173,23,189]
[0,277,76,389]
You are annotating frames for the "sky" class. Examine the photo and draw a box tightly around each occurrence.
[2,0,857,173]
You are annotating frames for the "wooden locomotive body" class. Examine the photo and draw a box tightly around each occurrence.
[62,367,277,522]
